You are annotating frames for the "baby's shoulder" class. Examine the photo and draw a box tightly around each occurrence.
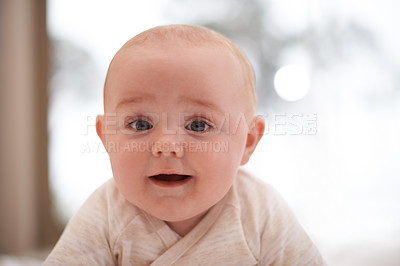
[235,169,281,204]
[233,169,294,226]
[78,179,144,232]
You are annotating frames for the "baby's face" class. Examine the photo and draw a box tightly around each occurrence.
[98,44,255,223]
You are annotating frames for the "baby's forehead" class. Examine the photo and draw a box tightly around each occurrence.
[104,25,256,113]
[117,47,241,81]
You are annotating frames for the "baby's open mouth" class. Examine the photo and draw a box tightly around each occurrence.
[149,174,191,182]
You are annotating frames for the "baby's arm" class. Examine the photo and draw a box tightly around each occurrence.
[43,182,116,265]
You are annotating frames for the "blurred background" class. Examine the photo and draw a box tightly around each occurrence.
[1,0,399,265]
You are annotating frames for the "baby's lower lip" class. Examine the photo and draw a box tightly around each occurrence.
[149,174,193,187]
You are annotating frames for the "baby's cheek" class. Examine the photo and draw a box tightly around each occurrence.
[201,147,238,174]
[200,153,236,200]
[110,151,137,175]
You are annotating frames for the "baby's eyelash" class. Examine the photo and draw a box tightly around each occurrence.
[125,116,154,132]
[185,118,214,133]
[129,119,153,131]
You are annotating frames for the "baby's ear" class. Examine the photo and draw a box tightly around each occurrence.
[240,116,265,165]
[96,115,107,150]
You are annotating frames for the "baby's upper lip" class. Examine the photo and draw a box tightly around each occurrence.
[149,170,191,177]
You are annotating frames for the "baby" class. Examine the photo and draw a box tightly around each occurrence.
[44,24,324,265]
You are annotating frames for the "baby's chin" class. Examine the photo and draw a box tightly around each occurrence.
[144,203,209,223]
[163,210,210,236]
[132,195,213,228]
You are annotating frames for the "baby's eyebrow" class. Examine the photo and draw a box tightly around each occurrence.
[179,96,223,114]
[116,94,154,110]
[116,94,223,114]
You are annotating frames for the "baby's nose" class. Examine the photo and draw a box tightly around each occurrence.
[151,141,184,158]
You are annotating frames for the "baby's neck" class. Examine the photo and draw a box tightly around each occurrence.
[166,211,207,236]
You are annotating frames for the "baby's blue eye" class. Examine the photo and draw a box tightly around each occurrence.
[186,120,210,132]
[130,119,153,131]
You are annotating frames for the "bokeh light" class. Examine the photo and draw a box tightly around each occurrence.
[274,64,311,101]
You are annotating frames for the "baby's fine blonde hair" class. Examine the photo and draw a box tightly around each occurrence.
[104,24,256,113]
